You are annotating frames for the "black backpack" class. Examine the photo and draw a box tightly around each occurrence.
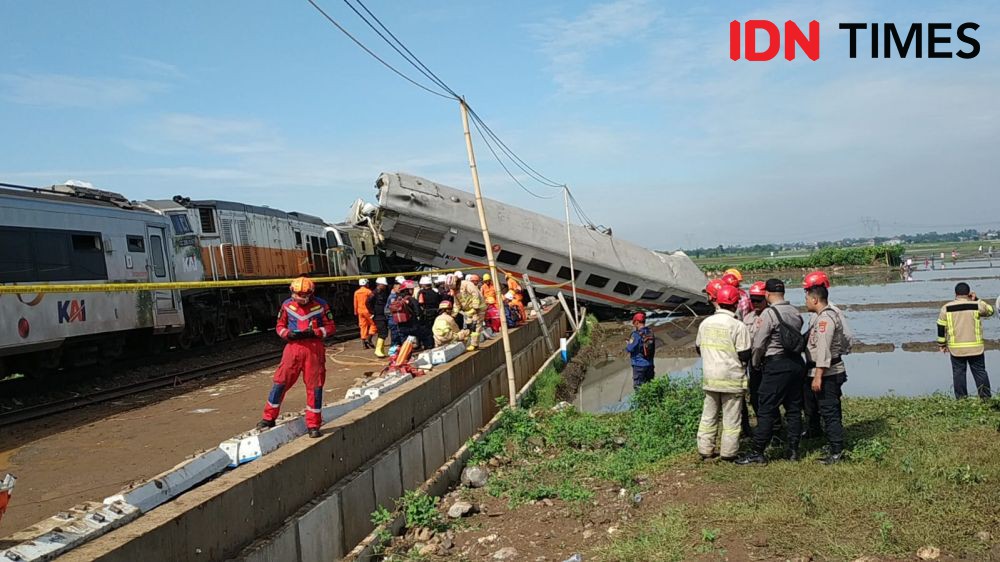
[639,328,655,360]
[771,307,806,355]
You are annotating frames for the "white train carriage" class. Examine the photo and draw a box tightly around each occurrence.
[366,172,709,313]
[0,184,184,374]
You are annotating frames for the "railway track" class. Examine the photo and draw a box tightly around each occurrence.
[0,329,361,428]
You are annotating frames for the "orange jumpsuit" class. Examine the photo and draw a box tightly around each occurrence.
[510,296,527,327]
[354,286,375,339]
[481,281,497,304]
[263,297,336,429]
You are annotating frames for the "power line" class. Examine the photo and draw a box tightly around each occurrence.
[304,0,457,100]
[467,107,564,188]
[469,115,558,200]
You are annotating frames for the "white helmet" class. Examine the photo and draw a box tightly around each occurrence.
[376,277,388,285]
[454,271,464,279]
[359,278,368,286]
[505,291,515,300]
[419,276,432,286]
[435,275,448,284]
[395,276,406,284]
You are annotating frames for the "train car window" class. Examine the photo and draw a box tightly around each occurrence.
[585,274,609,288]
[0,228,34,282]
[556,266,580,280]
[149,235,167,277]
[613,281,637,296]
[465,241,487,258]
[665,295,687,304]
[497,250,522,266]
[71,234,102,252]
[294,230,303,247]
[170,214,193,235]
[198,208,217,233]
[641,289,664,300]
[527,258,551,273]
[127,236,146,253]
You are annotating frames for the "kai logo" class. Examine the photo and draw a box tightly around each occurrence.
[58,300,87,323]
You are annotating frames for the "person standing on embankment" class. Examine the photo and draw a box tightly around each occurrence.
[937,282,994,399]
[695,284,751,461]
[625,312,655,389]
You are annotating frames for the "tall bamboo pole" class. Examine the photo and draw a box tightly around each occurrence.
[563,186,581,330]
[459,99,518,406]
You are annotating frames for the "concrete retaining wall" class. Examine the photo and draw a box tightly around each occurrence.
[60,308,567,562]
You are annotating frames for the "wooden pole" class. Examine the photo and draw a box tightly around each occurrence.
[459,99,518,407]
[522,274,555,355]
[563,186,581,330]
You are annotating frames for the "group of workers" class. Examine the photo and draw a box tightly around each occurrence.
[253,270,530,438]
[629,266,996,465]
[352,271,527,356]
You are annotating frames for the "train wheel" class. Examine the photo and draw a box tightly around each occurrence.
[175,328,196,351]
[201,321,216,347]
[226,317,242,340]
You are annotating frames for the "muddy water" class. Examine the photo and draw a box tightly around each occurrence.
[577,265,1000,413]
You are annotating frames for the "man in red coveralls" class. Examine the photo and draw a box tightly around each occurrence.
[256,277,336,438]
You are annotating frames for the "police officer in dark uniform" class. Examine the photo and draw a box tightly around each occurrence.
[737,279,806,465]
[803,271,848,464]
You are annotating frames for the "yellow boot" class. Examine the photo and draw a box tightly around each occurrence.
[466,332,479,352]
[374,338,387,358]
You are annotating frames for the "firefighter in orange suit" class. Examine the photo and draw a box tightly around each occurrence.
[354,279,375,349]
[257,277,335,438]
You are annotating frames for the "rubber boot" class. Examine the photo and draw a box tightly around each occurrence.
[362,337,372,350]
[466,332,479,352]
[374,338,387,358]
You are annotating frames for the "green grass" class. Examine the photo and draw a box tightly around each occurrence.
[596,508,690,562]
[699,245,905,274]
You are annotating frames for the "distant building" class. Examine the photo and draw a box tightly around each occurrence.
[885,238,903,246]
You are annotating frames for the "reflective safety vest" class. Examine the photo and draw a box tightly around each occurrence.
[937,298,994,357]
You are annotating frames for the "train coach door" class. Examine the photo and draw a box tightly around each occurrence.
[146,226,182,328]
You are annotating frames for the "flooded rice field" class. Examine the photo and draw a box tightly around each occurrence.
[578,261,1000,413]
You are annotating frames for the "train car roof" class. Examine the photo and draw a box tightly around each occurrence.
[375,172,708,295]
[0,184,159,215]
[143,198,326,226]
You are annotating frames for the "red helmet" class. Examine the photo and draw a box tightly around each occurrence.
[705,279,725,301]
[632,312,646,324]
[716,284,740,305]
[748,281,767,297]
[803,271,831,289]
[721,273,740,288]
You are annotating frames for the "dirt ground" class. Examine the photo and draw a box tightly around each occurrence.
[0,337,385,535]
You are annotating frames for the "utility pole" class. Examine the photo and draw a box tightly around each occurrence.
[459,98,518,406]
[563,186,580,330]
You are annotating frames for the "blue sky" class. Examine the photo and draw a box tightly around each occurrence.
[2,1,998,249]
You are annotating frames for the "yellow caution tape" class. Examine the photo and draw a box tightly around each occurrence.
[0,267,481,295]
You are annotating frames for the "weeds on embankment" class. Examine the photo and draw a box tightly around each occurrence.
[470,375,1000,560]
[704,244,905,274]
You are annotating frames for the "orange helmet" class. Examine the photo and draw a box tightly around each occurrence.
[721,273,740,288]
[803,271,831,289]
[724,268,743,282]
[716,284,740,305]
[748,281,767,297]
[705,279,725,301]
[290,276,315,294]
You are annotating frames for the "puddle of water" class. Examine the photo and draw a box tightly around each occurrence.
[770,267,1000,307]
[577,350,1000,413]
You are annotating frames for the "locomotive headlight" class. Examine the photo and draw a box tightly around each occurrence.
[17,318,30,338]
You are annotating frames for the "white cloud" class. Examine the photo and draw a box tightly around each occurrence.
[0,73,166,107]
[121,55,186,79]
[133,113,284,155]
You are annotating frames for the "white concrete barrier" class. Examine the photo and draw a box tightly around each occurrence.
[0,501,138,561]
[104,449,232,512]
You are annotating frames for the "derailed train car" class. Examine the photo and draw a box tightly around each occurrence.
[0,183,371,377]
[364,172,709,316]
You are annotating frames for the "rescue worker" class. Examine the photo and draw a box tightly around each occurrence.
[802,272,857,438]
[937,282,995,399]
[504,291,522,327]
[353,278,375,349]
[384,276,407,346]
[625,312,655,388]
[432,301,470,346]
[723,270,752,320]
[484,296,501,334]
[506,290,526,327]
[695,284,751,461]
[506,275,523,301]
[803,271,848,464]
[740,281,768,436]
[705,279,725,307]
[459,274,486,350]
[257,277,335,438]
[390,280,420,345]
[368,277,390,358]
[481,273,498,304]
[417,276,441,348]
[737,279,806,465]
